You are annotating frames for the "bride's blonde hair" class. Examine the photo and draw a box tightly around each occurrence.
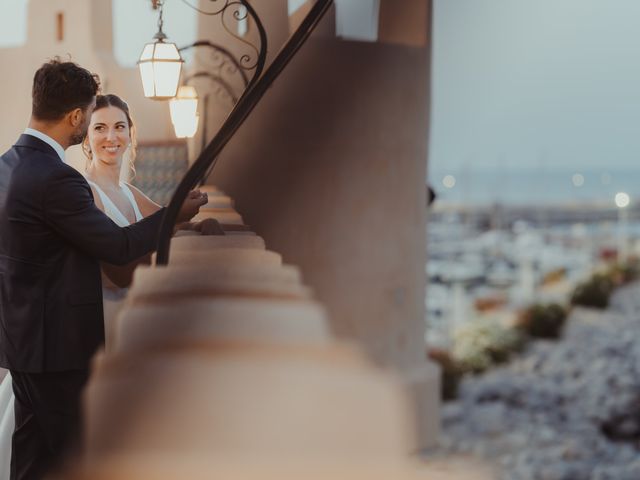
[82,94,138,179]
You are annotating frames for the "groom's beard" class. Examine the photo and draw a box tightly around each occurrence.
[69,130,85,146]
[69,110,91,146]
[69,121,89,146]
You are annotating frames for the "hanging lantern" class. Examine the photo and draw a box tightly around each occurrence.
[138,1,184,100]
[170,86,199,138]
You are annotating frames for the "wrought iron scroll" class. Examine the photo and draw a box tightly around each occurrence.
[179,0,267,87]
[156,0,333,265]
[182,41,249,88]
[179,40,248,107]
[185,71,239,106]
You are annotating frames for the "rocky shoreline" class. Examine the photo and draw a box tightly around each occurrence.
[438,283,640,480]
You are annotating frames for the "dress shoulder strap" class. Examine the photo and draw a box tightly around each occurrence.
[86,179,130,227]
[121,183,144,221]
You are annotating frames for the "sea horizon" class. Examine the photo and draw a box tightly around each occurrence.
[428,166,640,207]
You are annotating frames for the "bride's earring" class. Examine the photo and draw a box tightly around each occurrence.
[82,142,93,171]
[82,142,92,159]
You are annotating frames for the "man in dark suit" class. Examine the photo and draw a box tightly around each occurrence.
[0,59,206,479]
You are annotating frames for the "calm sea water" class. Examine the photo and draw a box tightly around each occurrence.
[428,167,640,206]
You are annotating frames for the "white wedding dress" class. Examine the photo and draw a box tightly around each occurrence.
[0,371,13,477]
[87,181,144,350]
[0,181,143,478]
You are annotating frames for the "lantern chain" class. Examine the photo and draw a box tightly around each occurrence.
[154,0,167,41]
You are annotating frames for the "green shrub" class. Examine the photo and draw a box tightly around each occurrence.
[570,273,615,309]
[428,348,463,400]
[571,260,640,309]
[452,317,526,375]
[517,303,567,339]
[608,260,640,285]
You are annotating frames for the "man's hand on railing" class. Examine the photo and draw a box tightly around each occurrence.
[191,218,225,235]
[176,217,225,236]
[176,189,208,223]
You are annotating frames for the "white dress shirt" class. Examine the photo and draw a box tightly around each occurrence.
[23,128,65,163]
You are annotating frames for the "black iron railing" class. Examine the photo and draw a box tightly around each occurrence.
[156,0,333,264]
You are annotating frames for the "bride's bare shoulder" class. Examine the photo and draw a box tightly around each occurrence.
[124,183,161,217]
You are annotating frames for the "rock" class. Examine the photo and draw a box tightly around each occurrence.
[436,282,640,478]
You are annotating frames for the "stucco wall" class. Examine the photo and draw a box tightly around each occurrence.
[212,34,429,366]
[208,13,438,445]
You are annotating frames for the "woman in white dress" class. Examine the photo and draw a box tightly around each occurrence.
[83,93,154,350]
[82,94,222,349]
[0,94,222,476]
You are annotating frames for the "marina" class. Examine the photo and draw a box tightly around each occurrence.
[425,200,638,347]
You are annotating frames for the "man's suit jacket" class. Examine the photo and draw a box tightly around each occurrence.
[0,134,165,372]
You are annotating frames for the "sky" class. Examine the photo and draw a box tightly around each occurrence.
[3,1,639,176]
[112,0,197,66]
[430,0,640,174]
[0,0,28,47]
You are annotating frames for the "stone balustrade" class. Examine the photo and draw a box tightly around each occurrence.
[75,185,435,478]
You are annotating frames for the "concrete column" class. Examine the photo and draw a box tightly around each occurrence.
[209,2,439,448]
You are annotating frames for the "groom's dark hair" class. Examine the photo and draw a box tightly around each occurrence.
[32,57,100,121]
